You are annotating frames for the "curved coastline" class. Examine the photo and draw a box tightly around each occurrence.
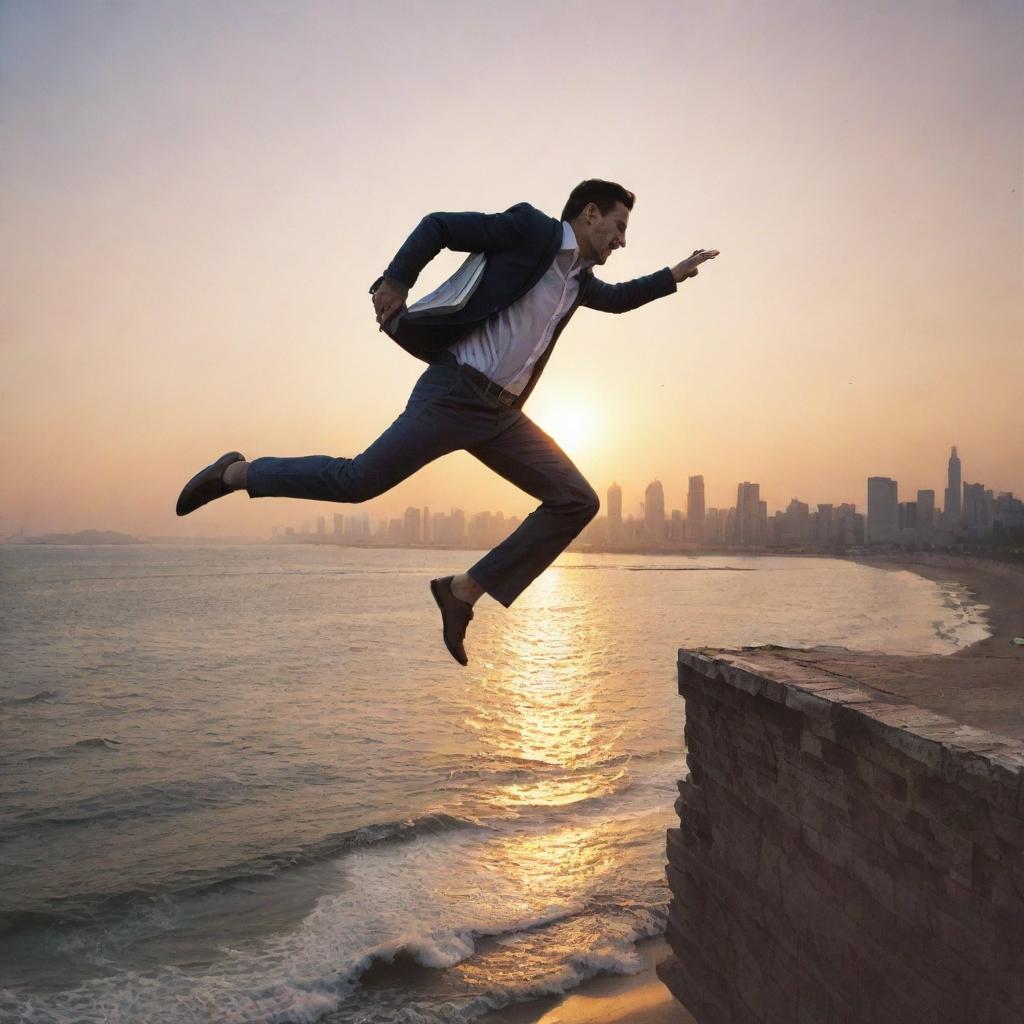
[850,552,1021,657]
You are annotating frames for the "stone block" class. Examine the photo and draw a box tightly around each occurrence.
[988,803,1024,852]
[783,685,833,723]
[884,725,944,769]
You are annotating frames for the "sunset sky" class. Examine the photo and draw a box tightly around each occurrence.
[2,0,1021,538]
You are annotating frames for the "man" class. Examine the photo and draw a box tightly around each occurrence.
[176,179,718,665]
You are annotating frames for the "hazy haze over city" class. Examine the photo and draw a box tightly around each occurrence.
[3,0,1021,538]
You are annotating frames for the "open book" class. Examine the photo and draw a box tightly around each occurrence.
[404,252,487,321]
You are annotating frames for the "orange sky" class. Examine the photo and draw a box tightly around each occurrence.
[2,0,1021,538]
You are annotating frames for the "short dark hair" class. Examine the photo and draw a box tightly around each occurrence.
[561,179,635,222]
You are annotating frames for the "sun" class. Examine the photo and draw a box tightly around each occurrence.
[531,397,600,457]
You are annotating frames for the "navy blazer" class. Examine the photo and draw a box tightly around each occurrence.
[371,202,677,400]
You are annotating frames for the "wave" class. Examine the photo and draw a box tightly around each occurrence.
[23,737,122,763]
[6,812,481,936]
[0,896,666,1024]
[0,689,60,706]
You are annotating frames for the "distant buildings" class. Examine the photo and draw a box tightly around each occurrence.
[735,482,766,547]
[644,480,665,543]
[867,477,898,543]
[944,446,962,527]
[267,444,1020,553]
[963,483,994,537]
[916,490,935,535]
[607,482,622,542]
[687,475,705,544]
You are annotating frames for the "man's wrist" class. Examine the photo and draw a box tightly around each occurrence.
[383,276,410,297]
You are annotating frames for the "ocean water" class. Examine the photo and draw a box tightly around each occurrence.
[0,545,987,1024]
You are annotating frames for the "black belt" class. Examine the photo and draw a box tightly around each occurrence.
[459,364,519,408]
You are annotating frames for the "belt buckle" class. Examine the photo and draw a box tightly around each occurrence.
[497,390,516,408]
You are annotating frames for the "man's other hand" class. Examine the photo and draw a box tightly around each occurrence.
[671,249,720,283]
[373,278,410,328]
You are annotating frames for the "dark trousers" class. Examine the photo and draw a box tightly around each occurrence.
[246,359,599,607]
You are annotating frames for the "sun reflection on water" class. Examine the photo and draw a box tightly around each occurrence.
[468,569,622,812]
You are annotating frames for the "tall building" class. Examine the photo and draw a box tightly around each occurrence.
[644,480,666,542]
[867,477,898,542]
[916,490,935,534]
[687,475,705,544]
[735,482,763,546]
[816,504,834,546]
[333,513,344,538]
[344,513,370,542]
[606,479,622,536]
[403,506,422,544]
[316,515,326,537]
[705,508,727,545]
[963,483,993,537]
[669,509,685,543]
[944,446,962,527]
[450,508,466,545]
[778,498,811,545]
[835,503,861,545]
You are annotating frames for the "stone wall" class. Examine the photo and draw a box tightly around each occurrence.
[657,649,1024,1024]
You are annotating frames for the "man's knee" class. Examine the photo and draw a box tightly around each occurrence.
[567,481,600,526]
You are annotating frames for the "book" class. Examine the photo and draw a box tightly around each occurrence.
[404,252,486,320]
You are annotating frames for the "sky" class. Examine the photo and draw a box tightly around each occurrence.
[2,0,1022,538]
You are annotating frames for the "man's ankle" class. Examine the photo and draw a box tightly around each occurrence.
[451,572,484,606]
[223,461,249,491]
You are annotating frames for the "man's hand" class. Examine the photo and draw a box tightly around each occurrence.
[671,249,720,283]
[372,278,410,328]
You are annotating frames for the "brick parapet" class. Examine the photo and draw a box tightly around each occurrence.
[657,647,1024,1024]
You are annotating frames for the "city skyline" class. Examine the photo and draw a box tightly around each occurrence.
[5,440,1020,544]
[187,442,1019,552]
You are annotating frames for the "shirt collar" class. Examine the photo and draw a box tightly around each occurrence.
[560,221,595,271]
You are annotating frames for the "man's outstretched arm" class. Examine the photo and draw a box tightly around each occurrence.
[581,248,720,314]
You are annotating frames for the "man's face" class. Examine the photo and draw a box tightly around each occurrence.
[576,201,630,265]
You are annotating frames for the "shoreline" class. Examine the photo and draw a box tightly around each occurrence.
[480,936,694,1024]
[848,552,1023,658]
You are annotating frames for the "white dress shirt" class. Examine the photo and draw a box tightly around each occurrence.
[452,221,593,395]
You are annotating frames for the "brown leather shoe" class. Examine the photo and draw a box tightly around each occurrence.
[429,576,473,666]
[176,452,245,516]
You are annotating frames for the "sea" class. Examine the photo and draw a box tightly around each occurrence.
[0,545,989,1024]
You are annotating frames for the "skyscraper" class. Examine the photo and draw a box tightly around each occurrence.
[403,506,421,544]
[916,490,935,535]
[735,482,763,546]
[687,475,705,544]
[607,482,622,541]
[963,483,994,537]
[944,446,962,526]
[607,482,622,523]
[867,477,898,542]
[644,480,665,543]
